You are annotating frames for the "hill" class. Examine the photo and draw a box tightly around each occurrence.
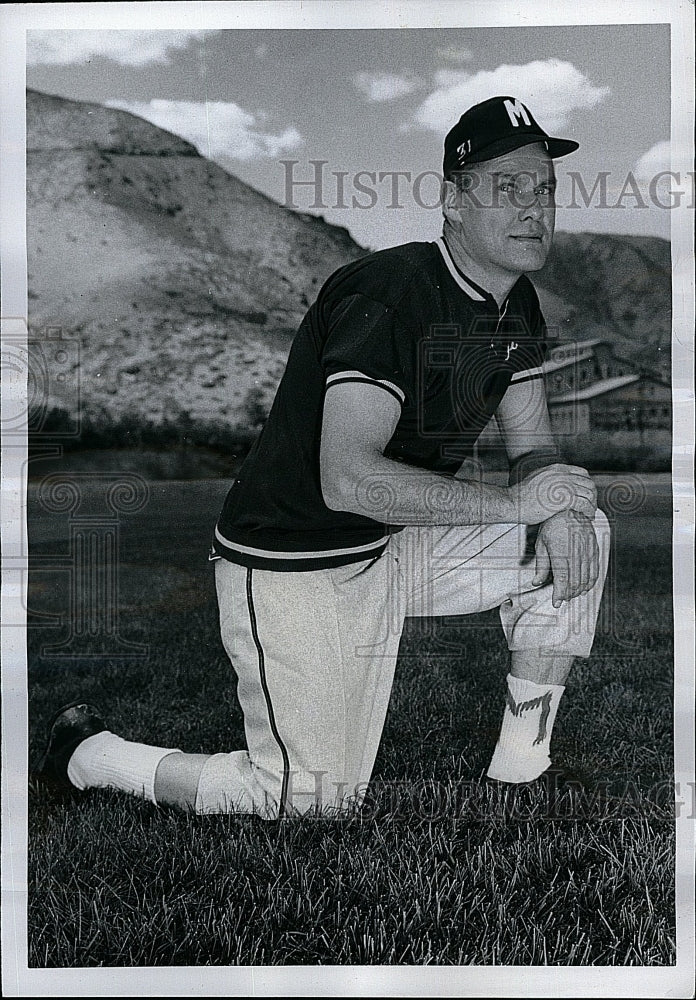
[536,232,671,376]
[26,88,363,443]
[26,88,671,452]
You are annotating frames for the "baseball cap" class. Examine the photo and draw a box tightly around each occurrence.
[443,95,579,176]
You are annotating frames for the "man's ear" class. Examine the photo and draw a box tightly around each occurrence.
[441,177,464,227]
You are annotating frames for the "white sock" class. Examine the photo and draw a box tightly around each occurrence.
[487,673,565,783]
[67,731,182,804]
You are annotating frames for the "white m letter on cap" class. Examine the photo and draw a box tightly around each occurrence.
[504,99,532,127]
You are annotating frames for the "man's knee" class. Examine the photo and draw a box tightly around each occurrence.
[192,754,356,818]
[283,769,362,817]
[193,751,281,818]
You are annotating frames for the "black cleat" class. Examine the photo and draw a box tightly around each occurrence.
[33,701,108,790]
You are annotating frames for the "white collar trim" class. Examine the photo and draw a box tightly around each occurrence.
[435,237,488,302]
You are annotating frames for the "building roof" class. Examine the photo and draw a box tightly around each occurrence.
[547,338,607,358]
[549,374,639,403]
[543,353,595,374]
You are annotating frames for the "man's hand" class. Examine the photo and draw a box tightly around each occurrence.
[531,509,600,608]
[511,463,597,524]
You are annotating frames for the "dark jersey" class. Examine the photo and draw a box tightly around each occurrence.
[211,238,548,571]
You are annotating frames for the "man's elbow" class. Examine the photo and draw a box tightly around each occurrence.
[320,445,386,516]
[320,466,357,513]
[322,481,351,513]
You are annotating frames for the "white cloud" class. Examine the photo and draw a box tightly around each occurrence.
[633,140,692,205]
[436,46,474,64]
[413,59,610,133]
[106,99,304,161]
[633,140,670,181]
[26,30,213,67]
[352,72,422,103]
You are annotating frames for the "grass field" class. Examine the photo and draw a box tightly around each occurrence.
[26,473,676,967]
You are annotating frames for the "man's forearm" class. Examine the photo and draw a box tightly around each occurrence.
[324,449,516,527]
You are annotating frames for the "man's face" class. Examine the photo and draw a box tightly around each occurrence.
[453,142,557,277]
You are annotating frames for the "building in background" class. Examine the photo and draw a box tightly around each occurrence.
[545,340,671,461]
[474,339,671,473]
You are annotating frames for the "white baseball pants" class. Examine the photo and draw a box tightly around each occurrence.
[197,512,610,816]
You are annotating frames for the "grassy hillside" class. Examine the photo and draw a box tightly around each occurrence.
[536,232,671,378]
[27,88,363,439]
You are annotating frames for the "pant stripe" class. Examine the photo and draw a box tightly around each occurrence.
[245,568,291,816]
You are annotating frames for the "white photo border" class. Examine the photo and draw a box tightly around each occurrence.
[2,1,694,996]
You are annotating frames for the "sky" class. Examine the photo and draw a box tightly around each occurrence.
[26,24,676,250]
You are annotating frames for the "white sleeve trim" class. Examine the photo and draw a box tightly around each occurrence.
[510,366,544,383]
[325,370,406,405]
